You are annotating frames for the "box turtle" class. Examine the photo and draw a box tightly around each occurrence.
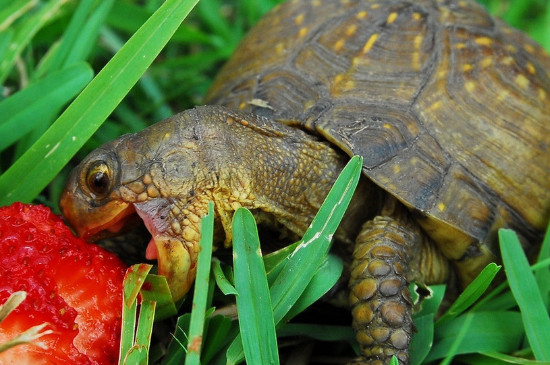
[60,0,550,363]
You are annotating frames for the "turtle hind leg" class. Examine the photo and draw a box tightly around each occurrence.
[348,202,449,365]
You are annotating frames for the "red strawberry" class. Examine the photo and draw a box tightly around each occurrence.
[0,203,127,365]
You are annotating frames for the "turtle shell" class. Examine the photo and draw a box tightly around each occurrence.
[205,0,550,276]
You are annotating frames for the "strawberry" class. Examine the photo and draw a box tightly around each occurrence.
[0,203,127,365]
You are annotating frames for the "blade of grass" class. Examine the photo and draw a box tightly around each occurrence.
[0,0,200,205]
[281,253,343,323]
[120,264,153,364]
[34,0,114,79]
[425,311,524,362]
[212,259,237,295]
[0,63,93,151]
[0,0,38,32]
[437,263,500,324]
[232,207,279,365]
[0,0,66,84]
[499,228,550,361]
[410,284,446,365]
[185,201,214,365]
[140,274,177,320]
[535,223,550,308]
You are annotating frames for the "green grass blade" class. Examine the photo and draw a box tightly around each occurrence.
[162,314,190,365]
[123,299,156,365]
[0,0,36,31]
[499,228,550,361]
[410,284,446,365]
[120,264,153,364]
[140,274,177,320]
[0,0,65,83]
[35,0,115,78]
[426,311,523,362]
[0,63,93,151]
[0,0,199,205]
[437,263,500,323]
[185,201,214,365]
[281,254,343,323]
[232,207,279,365]
[535,223,550,308]
[212,259,237,295]
[410,313,435,365]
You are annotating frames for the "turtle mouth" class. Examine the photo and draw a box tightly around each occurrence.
[84,205,141,242]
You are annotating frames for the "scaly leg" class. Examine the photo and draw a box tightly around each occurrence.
[348,201,447,364]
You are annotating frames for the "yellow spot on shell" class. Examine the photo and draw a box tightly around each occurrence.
[515,74,529,89]
[387,12,398,24]
[382,123,392,129]
[334,38,346,52]
[475,37,492,46]
[334,74,344,84]
[370,3,380,9]
[428,100,443,111]
[526,62,536,75]
[455,43,466,49]
[538,88,547,101]
[497,89,509,101]
[437,202,446,212]
[346,24,358,36]
[362,33,379,54]
[501,56,514,66]
[505,44,517,53]
[480,57,493,68]
[238,102,246,109]
[356,10,367,19]
[412,12,422,20]
[412,35,423,70]
[393,165,400,174]
[524,44,535,54]
[275,43,284,55]
[462,63,473,72]
[298,27,308,37]
[294,13,305,25]
[464,81,476,92]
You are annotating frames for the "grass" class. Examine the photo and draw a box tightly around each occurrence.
[0,0,549,364]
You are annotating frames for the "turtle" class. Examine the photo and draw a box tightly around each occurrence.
[59,0,550,363]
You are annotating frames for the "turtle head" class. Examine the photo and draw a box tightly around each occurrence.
[59,109,217,302]
[60,105,353,302]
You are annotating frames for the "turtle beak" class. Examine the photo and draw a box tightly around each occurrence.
[59,180,137,241]
[134,199,201,302]
[144,234,196,302]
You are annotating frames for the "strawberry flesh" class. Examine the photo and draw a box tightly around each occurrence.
[0,203,127,365]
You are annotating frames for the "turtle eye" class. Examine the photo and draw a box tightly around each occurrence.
[86,162,112,198]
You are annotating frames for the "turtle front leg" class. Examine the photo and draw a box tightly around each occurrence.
[348,202,449,365]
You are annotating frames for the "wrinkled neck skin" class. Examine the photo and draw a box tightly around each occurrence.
[108,105,376,300]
